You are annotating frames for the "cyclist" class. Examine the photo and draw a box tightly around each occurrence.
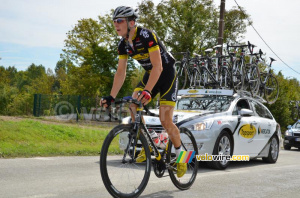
[100,6,186,177]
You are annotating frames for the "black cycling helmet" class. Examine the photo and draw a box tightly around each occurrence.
[113,6,138,20]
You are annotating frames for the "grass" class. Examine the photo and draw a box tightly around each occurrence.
[0,118,115,158]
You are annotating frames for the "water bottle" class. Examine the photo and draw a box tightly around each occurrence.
[159,131,169,149]
[149,129,161,147]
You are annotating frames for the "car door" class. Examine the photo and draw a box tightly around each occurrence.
[249,99,277,154]
[232,99,260,156]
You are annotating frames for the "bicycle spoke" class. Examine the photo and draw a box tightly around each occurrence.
[167,128,198,190]
[100,125,151,197]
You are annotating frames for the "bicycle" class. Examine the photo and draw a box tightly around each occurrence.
[227,43,260,96]
[100,97,198,198]
[290,100,300,121]
[258,57,279,104]
[198,45,233,90]
[173,50,192,89]
[174,50,206,89]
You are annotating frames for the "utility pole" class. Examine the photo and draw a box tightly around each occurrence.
[218,0,226,54]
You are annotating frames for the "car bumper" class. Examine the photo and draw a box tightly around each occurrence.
[284,136,300,148]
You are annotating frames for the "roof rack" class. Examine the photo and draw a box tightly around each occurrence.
[177,89,234,96]
[178,89,268,103]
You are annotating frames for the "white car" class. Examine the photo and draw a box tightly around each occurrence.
[121,89,281,170]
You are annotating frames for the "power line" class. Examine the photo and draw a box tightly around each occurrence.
[233,0,300,76]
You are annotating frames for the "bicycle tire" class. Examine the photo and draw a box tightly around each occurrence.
[176,61,188,89]
[264,74,279,104]
[248,64,261,97]
[100,124,151,198]
[167,127,198,190]
[258,73,267,98]
[242,65,254,95]
[232,60,244,92]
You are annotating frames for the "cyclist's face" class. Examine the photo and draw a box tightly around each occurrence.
[113,18,127,37]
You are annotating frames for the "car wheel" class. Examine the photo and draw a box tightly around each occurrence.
[208,130,233,170]
[262,136,279,163]
[284,145,291,150]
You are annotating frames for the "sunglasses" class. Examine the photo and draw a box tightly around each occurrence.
[113,18,126,24]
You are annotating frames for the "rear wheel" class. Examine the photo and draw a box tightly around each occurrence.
[262,136,279,163]
[100,124,151,198]
[167,127,198,190]
[264,75,279,104]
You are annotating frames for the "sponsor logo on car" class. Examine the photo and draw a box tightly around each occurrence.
[187,90,199,93]
[205,90,222,94]
[258,126,271,134]
[238,124,256,139]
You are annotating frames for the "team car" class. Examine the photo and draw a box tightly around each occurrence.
[284,120,300,150]
[121,89,281,170]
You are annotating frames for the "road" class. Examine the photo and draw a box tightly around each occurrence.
[1,149,300,198]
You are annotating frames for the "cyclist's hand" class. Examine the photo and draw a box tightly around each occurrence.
[100,95,115,108]
[137,90,152,105]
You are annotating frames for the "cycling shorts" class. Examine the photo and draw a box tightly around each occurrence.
[134,65,178,107]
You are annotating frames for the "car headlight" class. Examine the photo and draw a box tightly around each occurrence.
[285,130,293,136]
[186,120,214,131]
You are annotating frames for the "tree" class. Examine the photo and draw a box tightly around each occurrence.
[62,15,137,97]
[138,0,251,54]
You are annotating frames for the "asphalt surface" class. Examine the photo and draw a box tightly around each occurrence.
[1,149,300,198]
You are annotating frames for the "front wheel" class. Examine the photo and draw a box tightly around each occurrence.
[208,130,233,170]
[167,127,198,190]
[100,124,151,198]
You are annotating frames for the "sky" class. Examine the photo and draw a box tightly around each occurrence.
[0,0,299,79]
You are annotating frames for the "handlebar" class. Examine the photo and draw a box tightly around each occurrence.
[113,96,159,117]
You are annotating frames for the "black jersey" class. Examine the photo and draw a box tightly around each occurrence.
[118,27,175,71]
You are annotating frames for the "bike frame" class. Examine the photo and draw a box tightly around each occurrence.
[123,100,165,163]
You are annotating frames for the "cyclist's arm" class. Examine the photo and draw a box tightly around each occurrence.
[110,58,128,98]
[144,49,163,92]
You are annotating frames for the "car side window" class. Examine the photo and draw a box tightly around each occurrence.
[263,107,274,120]
[250,100,273,119]
[232,99,250,115]
[294,122,300,129]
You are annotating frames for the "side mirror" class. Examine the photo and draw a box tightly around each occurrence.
[287,125,292,129]
[240,109,254,116]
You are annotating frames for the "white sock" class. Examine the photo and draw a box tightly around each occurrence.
[175,146,182,159]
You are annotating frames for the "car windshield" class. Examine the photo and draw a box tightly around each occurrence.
[293,122,300,129]
[175,95,234,112]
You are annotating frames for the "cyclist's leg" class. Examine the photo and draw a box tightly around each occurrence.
[158,67,187,178]
[159,105,180,148]
[158,66,180,149]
